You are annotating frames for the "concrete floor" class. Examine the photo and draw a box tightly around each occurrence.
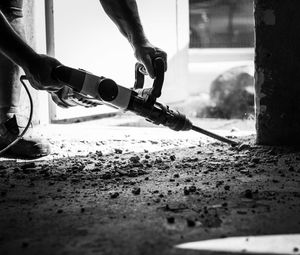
[0,118,299,255]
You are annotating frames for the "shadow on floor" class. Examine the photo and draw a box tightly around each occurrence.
[0,134,299,255]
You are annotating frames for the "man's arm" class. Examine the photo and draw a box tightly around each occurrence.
[0,11,39,69]
[99,0,167,78]
[0,11,62,91]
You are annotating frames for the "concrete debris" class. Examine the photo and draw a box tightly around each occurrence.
[129,155,140,164]
[237,143,251,151]
[170,155,176,161]
[166,216,175,224]
[110,192,120,199]
[132,187,141,195]
[0,134,299,254]
[114,149,123,154]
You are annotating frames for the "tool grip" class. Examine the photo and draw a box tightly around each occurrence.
[152,57,165,99]
[134,57,165,103]
[52,65,86,92]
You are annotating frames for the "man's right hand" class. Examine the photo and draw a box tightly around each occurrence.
[23,54,63,92]
[133,41,167,79]
[0,11,63,91]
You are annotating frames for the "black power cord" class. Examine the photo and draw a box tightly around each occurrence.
[0,76,33,156]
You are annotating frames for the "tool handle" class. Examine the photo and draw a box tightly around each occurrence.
[133,57,165,104]
[152,57,165,99]
[52,65,87,92]
[134,63,145,89]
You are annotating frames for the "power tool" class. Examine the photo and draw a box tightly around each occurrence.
[52,58,238,146]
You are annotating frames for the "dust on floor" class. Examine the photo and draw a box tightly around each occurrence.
[0,124,299,255]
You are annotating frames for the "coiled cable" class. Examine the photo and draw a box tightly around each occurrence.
[0,75,33,155]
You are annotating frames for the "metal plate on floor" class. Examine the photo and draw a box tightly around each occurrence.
[176,234,300,254]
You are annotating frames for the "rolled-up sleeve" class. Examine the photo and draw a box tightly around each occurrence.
[0,0,23,18]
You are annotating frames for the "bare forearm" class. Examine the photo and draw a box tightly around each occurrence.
[99,0,167,78]
[0,11,38,68]
[99,0,148,47]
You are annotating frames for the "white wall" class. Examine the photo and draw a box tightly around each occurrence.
[51,0,189,121]
[23,1,254,123]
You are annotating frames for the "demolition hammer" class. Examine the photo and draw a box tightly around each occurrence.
[52,58,238,146]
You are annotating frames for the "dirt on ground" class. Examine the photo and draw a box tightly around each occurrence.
[0,133,299,255]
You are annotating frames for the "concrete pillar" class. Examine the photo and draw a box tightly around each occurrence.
[255,0,300,145]
[19,0,40,125]
[19,1,50,125]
